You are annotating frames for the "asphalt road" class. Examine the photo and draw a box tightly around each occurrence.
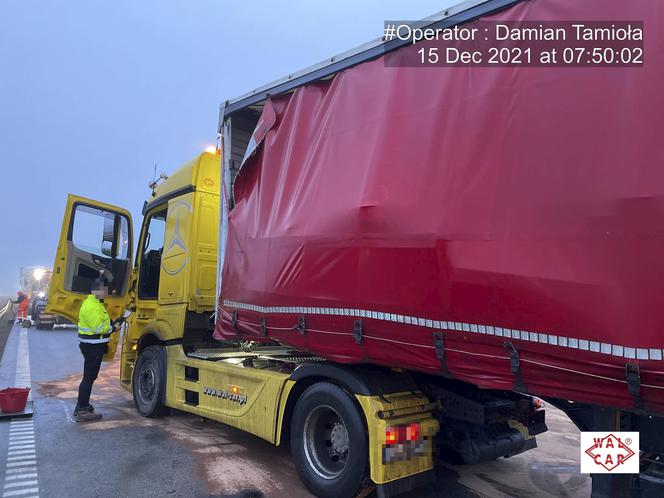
[0,321,591,498]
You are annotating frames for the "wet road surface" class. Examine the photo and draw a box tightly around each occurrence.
[0,322,590,497]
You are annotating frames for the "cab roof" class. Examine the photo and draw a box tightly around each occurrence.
[142,151,221,215]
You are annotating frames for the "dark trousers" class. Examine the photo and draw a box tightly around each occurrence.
[77,342,108,410]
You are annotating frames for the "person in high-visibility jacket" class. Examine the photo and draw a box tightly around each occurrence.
[74,278,118,422]
[12,291,30,322]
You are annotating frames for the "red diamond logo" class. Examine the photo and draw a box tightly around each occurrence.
[584,433,636,472]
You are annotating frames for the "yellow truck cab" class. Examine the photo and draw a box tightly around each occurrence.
[47,149,439,498]
[48,150,221,366]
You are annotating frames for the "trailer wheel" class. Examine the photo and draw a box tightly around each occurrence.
[132,345,168,417]
[290,382,367,498]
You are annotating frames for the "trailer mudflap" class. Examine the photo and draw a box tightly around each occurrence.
[375,469,435,498]
[354,392,438,492]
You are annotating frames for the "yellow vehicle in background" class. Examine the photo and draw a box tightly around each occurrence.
[47,149,439,498]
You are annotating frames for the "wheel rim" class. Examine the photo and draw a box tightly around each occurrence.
[303,405,349,480]
[138,358,158,403]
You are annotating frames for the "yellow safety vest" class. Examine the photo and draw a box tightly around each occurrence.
[78,295,111,343]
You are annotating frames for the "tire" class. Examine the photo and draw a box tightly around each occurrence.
[45,324,54,330]
[290,382,368,498]
[132,345,168,417]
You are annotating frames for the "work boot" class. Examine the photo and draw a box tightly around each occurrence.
[73,404,94,417]
[75,409,102,423]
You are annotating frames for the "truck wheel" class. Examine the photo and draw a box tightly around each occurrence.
[290,382,367,498]
[132,346,168,417]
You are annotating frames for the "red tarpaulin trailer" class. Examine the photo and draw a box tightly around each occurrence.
[216,0,664,416]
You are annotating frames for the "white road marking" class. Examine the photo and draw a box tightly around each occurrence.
[2,329,39,498]
[4,463,35,469]
[2,488,39,497]
[4,481,37,489]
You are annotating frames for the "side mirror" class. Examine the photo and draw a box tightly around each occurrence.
[102,214,116,257]
[101,240,114,257]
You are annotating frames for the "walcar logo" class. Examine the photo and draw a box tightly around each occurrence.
[202,387,247,406]
[580,432,639,474]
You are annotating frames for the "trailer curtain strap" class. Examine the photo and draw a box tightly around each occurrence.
[504,342,526,392]
[354,320,363,345]
[625,364,643,409]
[292,316,306,336]
[433,333,452,378]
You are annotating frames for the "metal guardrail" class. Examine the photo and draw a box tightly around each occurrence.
[0,299,13,319]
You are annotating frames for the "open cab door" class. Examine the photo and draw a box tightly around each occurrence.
[47,194,133,361]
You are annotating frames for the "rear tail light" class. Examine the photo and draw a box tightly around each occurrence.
[406,423,420,441]
[386,423,421,445]
[384,422,427,463]
[385,427,399,445]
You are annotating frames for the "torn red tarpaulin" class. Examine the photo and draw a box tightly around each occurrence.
[216,0,664,414]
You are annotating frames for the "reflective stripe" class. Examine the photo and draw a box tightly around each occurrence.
[222,299,664,362]
[78,337,110,344]
[78,325,110,336]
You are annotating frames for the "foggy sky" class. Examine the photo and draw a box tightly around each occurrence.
[0,0,454,296]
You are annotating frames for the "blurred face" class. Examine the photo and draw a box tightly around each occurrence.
[91,285,108,299]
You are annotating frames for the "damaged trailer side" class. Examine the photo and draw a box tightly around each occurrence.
[217,0,664,495]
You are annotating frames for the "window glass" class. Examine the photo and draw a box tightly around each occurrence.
[68,204,131,295]
[118,216,130,259]
[71,205,129,260]
[143,213,166,255]
[138,210,167,299]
